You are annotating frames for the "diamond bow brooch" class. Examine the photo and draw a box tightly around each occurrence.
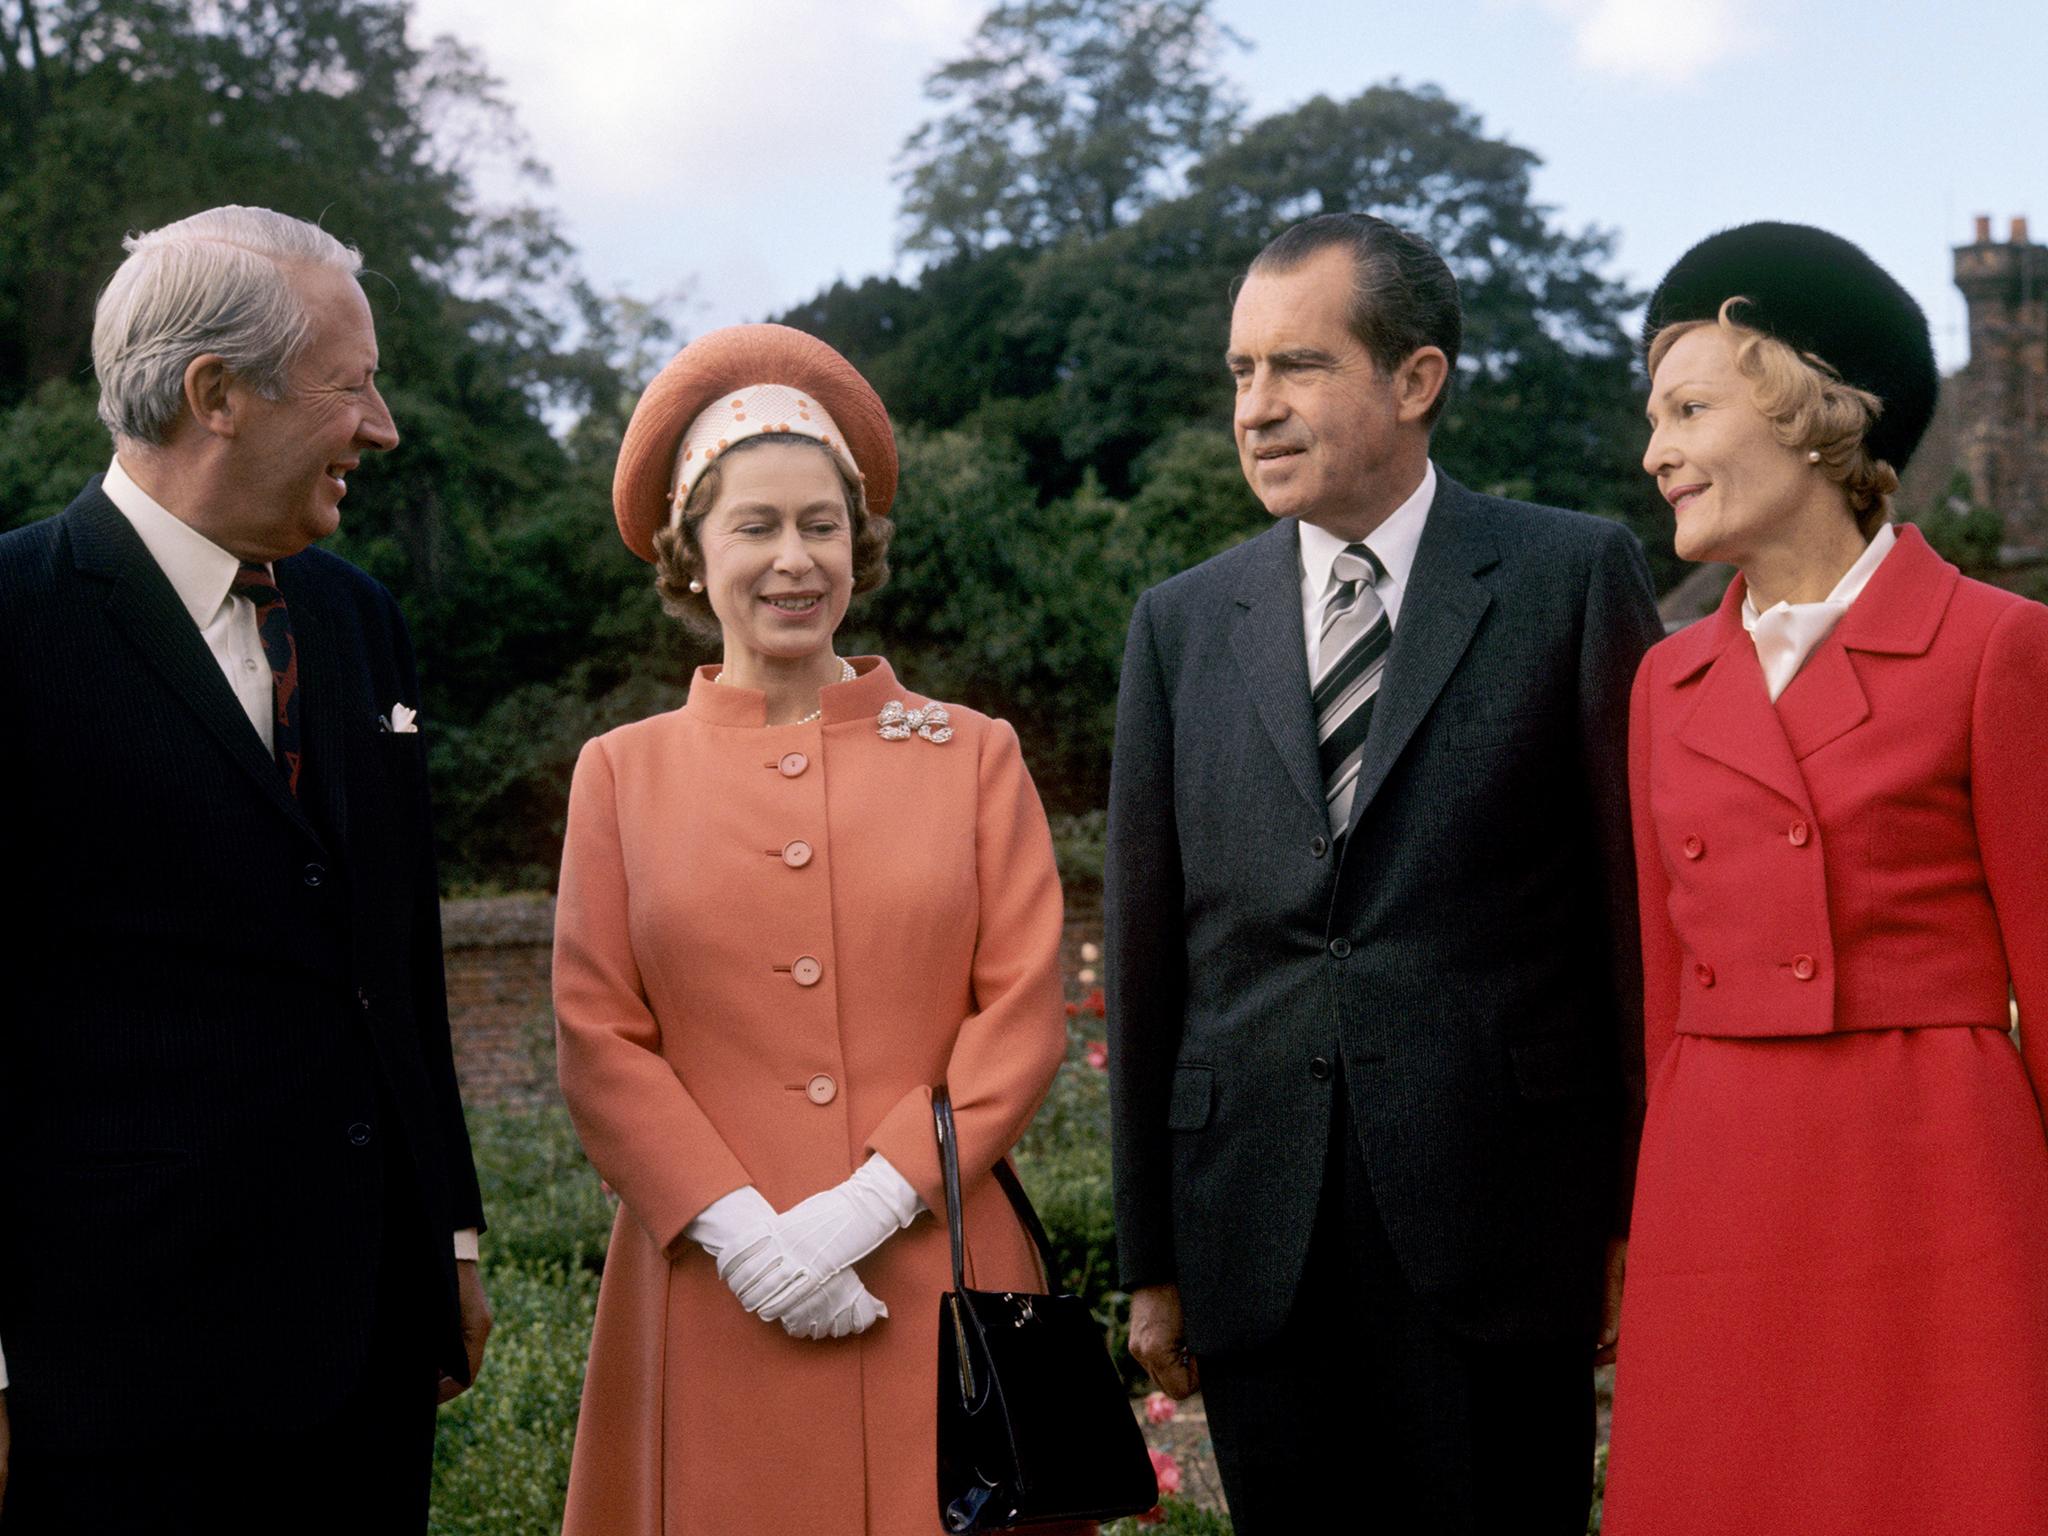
[877,699,953,744]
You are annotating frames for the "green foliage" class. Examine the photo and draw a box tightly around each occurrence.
[897,0,1246,257]
[429,1258,596,1535]
[1910,470,2005,572]
[0,378,105,530]
[430,1105,608,1534]
[1104,1502,1234,1534]
[462,1105,615,1275]
[1049,807,1108,893]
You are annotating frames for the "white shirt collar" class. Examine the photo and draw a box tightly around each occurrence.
[1297,460,1436,630]
[1740,521,1898,702]
[101,454,248,630]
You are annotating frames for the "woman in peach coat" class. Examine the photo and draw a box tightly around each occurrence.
[552,325,1077,1535]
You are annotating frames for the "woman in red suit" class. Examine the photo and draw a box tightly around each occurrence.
[1604,222,2048,1535]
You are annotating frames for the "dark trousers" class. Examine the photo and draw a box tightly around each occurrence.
[1198,1099,1595,1536]
[2,1144,442,1535]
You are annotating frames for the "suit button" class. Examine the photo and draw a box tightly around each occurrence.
[1788,821,1811,847]
[1328,938,1352,959]
[806,1074,837,1105]
[346,1121,372,1146]
[1792,954,1817,981]
[1309,835,1329,859]
[1682,836,1705,860]
[1309,1056,1333,1080]
[781,839,814,868]
[779,752,808,778]
[792,956,823,987]
[303,862,326,888]
[1694,962,1715,988]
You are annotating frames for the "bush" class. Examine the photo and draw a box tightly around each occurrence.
[429,1259,597,1533]
[462,1104,614,1276]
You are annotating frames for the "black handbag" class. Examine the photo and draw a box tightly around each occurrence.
[933,1085,1161,1532]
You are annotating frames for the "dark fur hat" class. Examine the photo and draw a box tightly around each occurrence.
[1644,222,1937,472]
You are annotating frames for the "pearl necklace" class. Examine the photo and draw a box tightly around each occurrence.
[714,656,856,724]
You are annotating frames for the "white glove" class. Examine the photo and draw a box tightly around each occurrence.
[686,1186,888,1335]
[720,1155,923,1323]
[776,1267,889,1340]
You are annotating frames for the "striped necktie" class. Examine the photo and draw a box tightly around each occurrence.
[1314,542,1390,836]
[230,561,303,797]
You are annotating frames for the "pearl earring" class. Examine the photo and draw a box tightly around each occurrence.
[688,578,704,593]
[1807,450,1822,464]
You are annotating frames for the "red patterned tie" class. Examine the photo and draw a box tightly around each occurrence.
[231,561,302,796]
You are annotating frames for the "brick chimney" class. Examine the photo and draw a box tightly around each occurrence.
[2013,216,2032,245]
[1975,214,1994,243]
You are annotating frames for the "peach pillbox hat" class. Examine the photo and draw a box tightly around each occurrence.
[611,322,899,563]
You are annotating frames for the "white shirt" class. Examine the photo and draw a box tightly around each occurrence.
[1741,522,1897,703]
[0,464,478,1396]
[1297,461,1436,678]
[103,456,277,750]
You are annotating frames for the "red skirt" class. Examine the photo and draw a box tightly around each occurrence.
[1604,1025,2048,1536]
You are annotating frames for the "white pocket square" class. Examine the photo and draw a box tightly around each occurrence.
[380,702,419,734]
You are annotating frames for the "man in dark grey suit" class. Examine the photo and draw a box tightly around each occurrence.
[1106,213,1661,1532]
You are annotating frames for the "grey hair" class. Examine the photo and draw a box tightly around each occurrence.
[91,206,364,445]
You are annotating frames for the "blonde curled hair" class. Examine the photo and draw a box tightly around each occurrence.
[1649,297,1898,538]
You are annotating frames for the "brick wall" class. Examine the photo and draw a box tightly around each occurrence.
[442,894,559,1110]
[443,892,1108,1110]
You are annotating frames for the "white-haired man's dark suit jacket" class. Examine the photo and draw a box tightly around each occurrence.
[0,480,483,1516]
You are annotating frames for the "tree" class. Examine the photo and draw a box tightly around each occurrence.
[897,0,1245,258]
[0,0,682,887]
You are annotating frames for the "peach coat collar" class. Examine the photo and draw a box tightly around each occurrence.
[682,654,908,728]
[1656,524,1959,812]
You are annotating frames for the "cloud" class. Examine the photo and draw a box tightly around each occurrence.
[1516,0,1759,83]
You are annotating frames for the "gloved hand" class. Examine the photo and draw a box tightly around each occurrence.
[775,1266,889,1341]
[719,1155,923,1323]
[686,1186,888,1333]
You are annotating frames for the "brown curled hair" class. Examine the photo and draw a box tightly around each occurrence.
[1649,297,1898,539]
[651,434,893,639]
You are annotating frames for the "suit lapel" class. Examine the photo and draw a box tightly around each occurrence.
[1772,640,1869,760]
[1230,520,1326,819]
[1343,476,1495,834]
[70,490,325,847]
[1671,583,1815,812]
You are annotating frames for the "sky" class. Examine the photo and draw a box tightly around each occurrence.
[407,0,2047,375]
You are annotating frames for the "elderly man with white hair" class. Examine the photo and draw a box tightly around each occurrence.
[0,205,490,1534]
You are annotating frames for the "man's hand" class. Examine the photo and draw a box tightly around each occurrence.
[1128,1283,1199,1400]
[437,1260,493,1405]
[1595,1236,1627,1366]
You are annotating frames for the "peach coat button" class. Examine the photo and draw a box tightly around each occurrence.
[792,956,823,987]
[1695,962,1715,988]
[806,1074,837,1105]
[1792,954,1817,981]
[779,752,808,778]
[782,840,813,868]
[1682,835,1705,860]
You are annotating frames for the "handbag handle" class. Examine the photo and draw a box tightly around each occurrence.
[932,1086,1058,1297]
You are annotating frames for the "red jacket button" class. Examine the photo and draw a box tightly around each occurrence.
[1682,835,1705,860]
[1788,821,1811,847]
[1695,962,1715,988]
[1792,954,1817,981]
